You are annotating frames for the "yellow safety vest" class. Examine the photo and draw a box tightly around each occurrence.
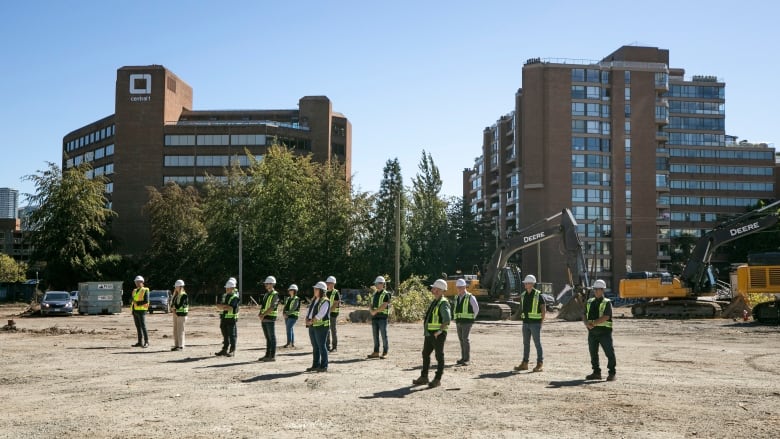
[520,289,543,320]
[313,297,331,327]
[132,287,149,311]
[426,297,449,332]
[586,297,613,328]
[174,291,188,314]
[455,292,475,320]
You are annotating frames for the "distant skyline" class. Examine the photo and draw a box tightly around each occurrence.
[2,1,778,204]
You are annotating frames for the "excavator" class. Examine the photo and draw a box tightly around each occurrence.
[730,252,780,324]
[620,200,780,318]
[446,208,591,320]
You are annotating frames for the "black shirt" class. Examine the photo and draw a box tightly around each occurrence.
[586,297,613,323]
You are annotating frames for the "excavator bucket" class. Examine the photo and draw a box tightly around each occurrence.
[557,293,586,321]
[721,295,751,320]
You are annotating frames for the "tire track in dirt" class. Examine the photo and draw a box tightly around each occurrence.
[745,353,780,376]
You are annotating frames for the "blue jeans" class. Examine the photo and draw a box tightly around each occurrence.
[285,317,297,345]
[311,326,329,369]
[522,321,543,363]
[372,318,388,354]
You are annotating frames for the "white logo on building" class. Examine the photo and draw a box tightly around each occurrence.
[129,73,152,102]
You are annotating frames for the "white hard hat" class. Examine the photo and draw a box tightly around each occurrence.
[264,276,276,285]
[430,279,448,291]
[455,279,467,287]
[326,276,337,284]
[174,279,185,287]
[288,284,298,291]
[313,281,327,291]
[228,277,237,284]
[225,279,237,288]
[593,279,607,289]
[523,275,537,284]
[134,275,144,283]
[374,276,386,284]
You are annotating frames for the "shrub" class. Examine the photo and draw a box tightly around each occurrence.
[389,275,433,323]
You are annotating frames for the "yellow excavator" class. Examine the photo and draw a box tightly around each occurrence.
[620,201,780,318]
[730,252,780,323]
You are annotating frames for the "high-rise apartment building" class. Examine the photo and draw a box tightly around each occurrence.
[0,188,19,219]
[465,46,775,292]
[63,65,351,256]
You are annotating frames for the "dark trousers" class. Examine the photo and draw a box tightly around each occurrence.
[421,332,447,380]
[588,327,616,375]
[262,320,277,358]
[311,326,329,369]
[285,317,297,345]
[326,314,338,349]
[132,311,148,343]
[456,321,473,362]
[372,318,388,354]
[220,319,237,352]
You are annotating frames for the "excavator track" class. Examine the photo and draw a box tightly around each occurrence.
[631,299,724,319]
[477,302,512,320]
[752,299,780,324]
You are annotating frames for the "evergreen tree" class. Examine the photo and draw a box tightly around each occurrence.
[408,151,448,279]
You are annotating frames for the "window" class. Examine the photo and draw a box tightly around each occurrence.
[586,121,600,134]
[572,120,586,133]
[572,155,585,168]
[624,87,631,101]
[196,135,229,145]
[572,137,586,150]
[164,156,195,167]
[105,144,114,156]
[601,122,610,135]
[230,134,267,146]
[105,163,114,174]
[601,104,610,118]
[572,172,585,185]
[95,147,105,159]
[656,174,668,188]
[624,71,631,84]
[601,71,610,84]
[586,86,601,99]
[571,69,585,82]
[165,135,196,146]
[572,102,585,116]
[625,138,631,151]
[571,85,586,99]
[586,103,600,116]
[105,182,113,193]
[625,121,631,134]
[572,189,585,202]
[586,70,600,83]
[625,104,631,118]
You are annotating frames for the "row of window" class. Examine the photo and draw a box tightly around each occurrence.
[572,120,611,135]
[669,101,724,115]
[571,85,609,100]
[670,180,773,192]
[670,164,773,175]
[572,154,611,169]
[84,163,114,178]
[670,196,761,207]
[668,133,725,146]
[668,116,724,131]
[669,148,773,160]
[163,154,264,167]
[164,176,229,185]
[571,205,611,221]
[571,103,610,118]
[572,171,611,186]
[572,137,611,152]
[164,134,268,146]
[670,212,720,222]
[571,69,609,83]
[66,125,115,152]
[575,223,613,238]
[572,188,610,203]
[667,85,724,99]
[66,144,115,168]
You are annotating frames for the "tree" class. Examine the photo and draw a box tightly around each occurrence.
[407,151,448,279]
[366,158,409,285]
[24,162,114,290]
[0,254,27,283]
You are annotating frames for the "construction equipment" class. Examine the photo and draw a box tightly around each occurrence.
[620,201,780,318]
[729,253,780,324]
[447,209,590,320]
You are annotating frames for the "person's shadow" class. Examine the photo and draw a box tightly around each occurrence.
[359,386,430,399]
[546,379,599,388]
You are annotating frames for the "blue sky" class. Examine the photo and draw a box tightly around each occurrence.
[2,0,778,204]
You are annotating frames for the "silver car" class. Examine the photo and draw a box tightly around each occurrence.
[41,291,74,316]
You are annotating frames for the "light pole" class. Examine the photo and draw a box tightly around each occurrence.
[238,223,243,301]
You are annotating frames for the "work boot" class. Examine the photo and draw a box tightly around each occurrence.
[586,372,602,380]
[412,376,429,385]
[282,344,290,348]
[225,351,234,357]
[131,342,143,347]
[606,373,616,382]
[514,361,529,371]
[367,352,380,359]
[215,350,227,356]
[428,378,441,388]
[380,352,388,359]
[532,362,543,372]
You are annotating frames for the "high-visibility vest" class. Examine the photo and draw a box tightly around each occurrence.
[223,292,239,319]
[454,292,476,320]
[261,291,278,318]
[313,297,331,327]
[284,296,300,318]
[426,297,449,332]
[132,287,149,311]
[327,289,340,314]
[586,297,613,328]
[520,289,543,320]
[372,290,390,315]
[174,291,188,315]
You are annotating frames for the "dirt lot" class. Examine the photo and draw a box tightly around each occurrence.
[1,303,779,439]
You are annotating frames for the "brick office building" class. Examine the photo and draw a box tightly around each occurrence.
[63,65,351,255]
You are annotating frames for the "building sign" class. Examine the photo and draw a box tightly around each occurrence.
[129,73,152,102]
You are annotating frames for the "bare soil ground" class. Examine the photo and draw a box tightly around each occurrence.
[1,303,779,439]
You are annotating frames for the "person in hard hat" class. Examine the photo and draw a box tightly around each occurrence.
[282,284,300,348]
[130,275,150,348]
[453,278,479,366]
[325,275,340,352]
[215,278,240,357]
[413,279,451,388]
[258,275,280,362]
[305,281,330,372]
[514,274,546,372]
[367,275,391,359]
[584,279,617,382]
[170,279,188,351]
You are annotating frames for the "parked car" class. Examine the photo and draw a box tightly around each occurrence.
[40,291,74,316]
[148,290,170,313]
[70,291,79,309]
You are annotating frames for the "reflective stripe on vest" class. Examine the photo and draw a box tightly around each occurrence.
[132,287,149,311]
[455,292,475,320]
[521,290,542,320]
[586,298,613,328]
[175,291,188,314]
[284,296,300,318]
[313,297,331,327]
[223,292,239,319]
[328,289,340,313]
[262,291,278,318]
[426,297,449,332]
[373,291,389,315]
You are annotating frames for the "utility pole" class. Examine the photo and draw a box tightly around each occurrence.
[394,190,401,291]
[238,223,243,301]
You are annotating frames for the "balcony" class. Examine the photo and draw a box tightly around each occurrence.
[656,131,669,142]
[656,98,669,108]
